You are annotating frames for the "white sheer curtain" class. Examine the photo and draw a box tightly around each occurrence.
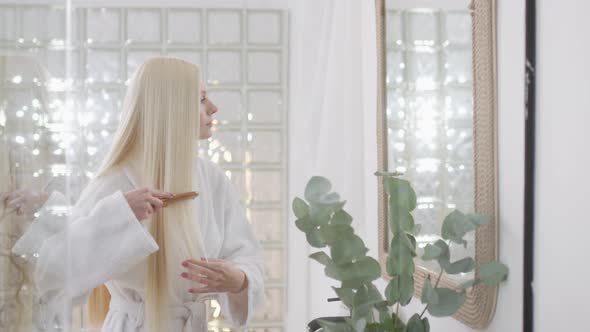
[287,0,378,330]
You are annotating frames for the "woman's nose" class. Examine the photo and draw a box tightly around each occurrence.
[208,102,218,115]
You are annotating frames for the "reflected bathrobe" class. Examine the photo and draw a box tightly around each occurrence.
[18,158,265,331]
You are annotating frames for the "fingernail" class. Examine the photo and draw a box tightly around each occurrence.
[188,289,194,293]
[181,272,188,278]
[182,261,188,267]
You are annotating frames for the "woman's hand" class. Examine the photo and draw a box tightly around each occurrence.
[1,189,49,216]
[123,187,173,221]
[181,258,248,294]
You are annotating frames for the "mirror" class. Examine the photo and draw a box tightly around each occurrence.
[376,0,499,328]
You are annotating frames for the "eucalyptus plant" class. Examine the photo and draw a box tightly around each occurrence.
[292,172,509,332]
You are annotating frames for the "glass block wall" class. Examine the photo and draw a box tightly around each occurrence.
[385,9,475,263]
[0,3,287,332]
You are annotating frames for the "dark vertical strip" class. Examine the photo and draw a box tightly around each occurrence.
[524,0,536,331]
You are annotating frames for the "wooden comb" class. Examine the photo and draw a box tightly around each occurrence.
[162,191,199,207]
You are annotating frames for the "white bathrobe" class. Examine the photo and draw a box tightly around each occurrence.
[13,158,265,332]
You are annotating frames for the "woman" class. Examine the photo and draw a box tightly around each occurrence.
[27,57,264,332]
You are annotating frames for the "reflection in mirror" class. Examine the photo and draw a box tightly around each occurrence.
[377,0,499,328]
[385,7,475,283]
[0,56,60,331]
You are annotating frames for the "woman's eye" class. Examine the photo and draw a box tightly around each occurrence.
[200,98,206,103]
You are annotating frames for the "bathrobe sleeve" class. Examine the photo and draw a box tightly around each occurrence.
[12,190,70,258]
[216,177,266,327]
[32,177,159,302]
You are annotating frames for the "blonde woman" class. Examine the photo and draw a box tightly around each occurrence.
[22,57,265,331]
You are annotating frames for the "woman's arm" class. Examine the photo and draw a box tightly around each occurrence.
[34,189,159,300]
[30,182,172,302]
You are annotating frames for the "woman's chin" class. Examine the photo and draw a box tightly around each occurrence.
[199,131,212,140]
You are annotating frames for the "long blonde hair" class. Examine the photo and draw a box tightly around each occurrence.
[88,57,203,331]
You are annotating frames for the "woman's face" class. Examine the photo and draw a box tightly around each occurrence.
[199,88,218,140]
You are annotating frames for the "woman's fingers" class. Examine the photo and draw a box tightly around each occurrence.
[7,196,24,209]
[188,287,216,294]
[146,196,164,210]
[145,202,154,215]
[182,260,222,280]
[190,258,225,273]
[150,190,174,200]
[180,272,218,287]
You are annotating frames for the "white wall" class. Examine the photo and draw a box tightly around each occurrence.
[293,0,527,331]
[535,1,590,330]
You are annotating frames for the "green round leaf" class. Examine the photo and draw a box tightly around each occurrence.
[441,210,475,246]
[422,317,430,332]
[295,217,313,233]
[331,209,353,226]
[352,285,375,321]
[305,176,332,203]
[406,314,426,332]
[426,288,466,317]
[385,177,417,211]
[319,191,341,205]
[310,201,346,226]
[309,251,332,266]
[387,234,416,276]
[292,197,310,219]
[327,256,381,288]
[319,224,355,245]
[385,276,400,304]
[366,284,384,303]
[479,261,509,286]
[399,274,415,305]
[422,243,444,261]
[331,234,368,266]
[332,287,355,307]
[306,227,327,248]
[443,257,475,275]
[385,274,414,305]
[421,276,439,305]
[389,207,414,234]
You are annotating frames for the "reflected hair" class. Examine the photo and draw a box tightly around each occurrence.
[88,57,203,331]
[0,55,52,332]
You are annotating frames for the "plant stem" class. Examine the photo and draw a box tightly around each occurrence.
[419,305,428,318]
[393,302,400,330]
[420,269,445,318]
[433,268,444,288]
